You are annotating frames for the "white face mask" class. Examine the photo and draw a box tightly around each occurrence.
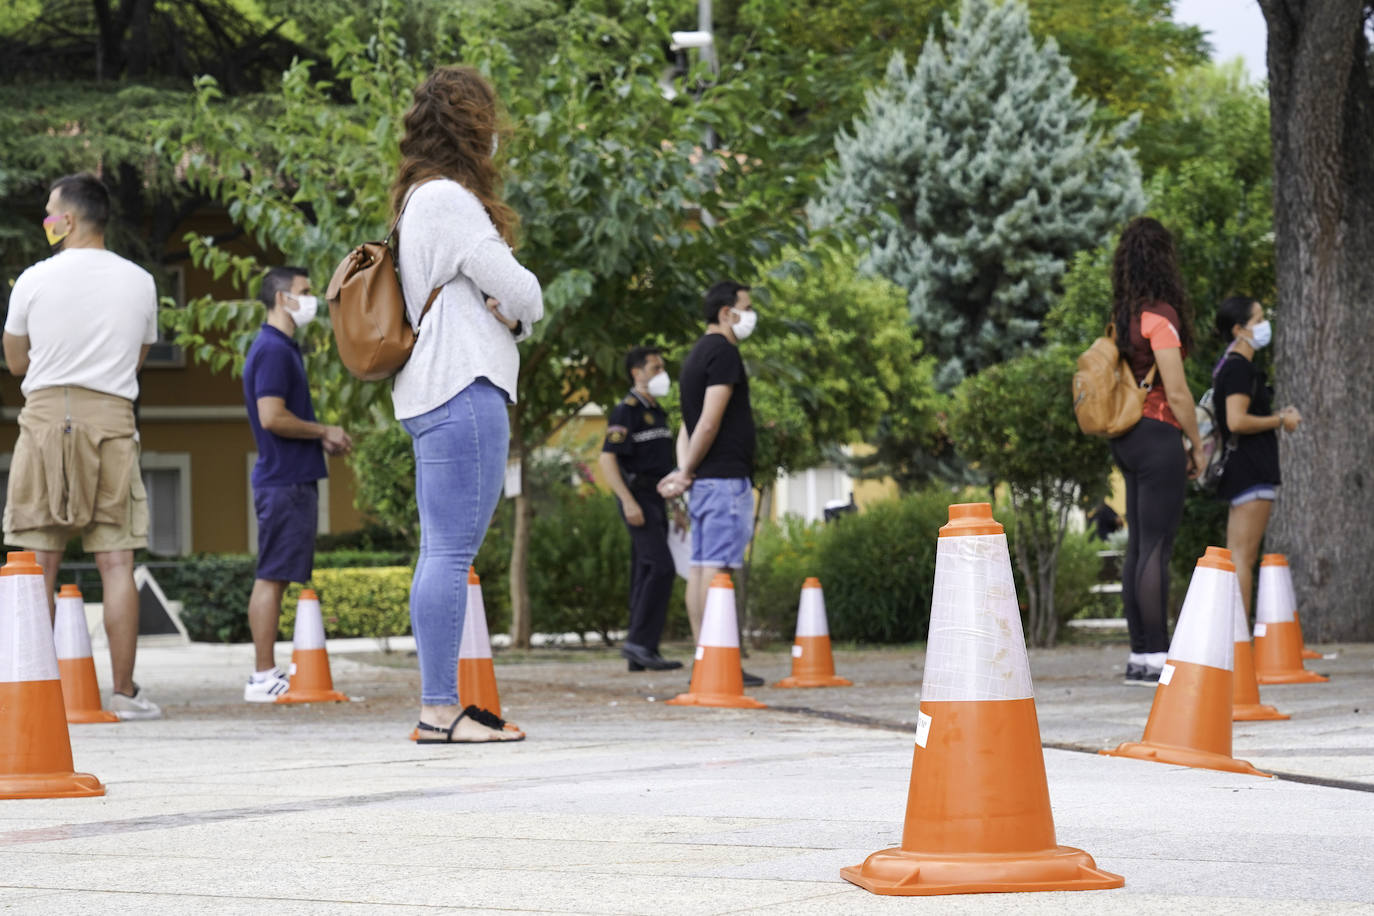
[1247,319,1271,350]
[646,370,671,398]
[730,307,757,340]
[287,293,318,328]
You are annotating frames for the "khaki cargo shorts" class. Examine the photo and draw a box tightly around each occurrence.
[3,387,149,553]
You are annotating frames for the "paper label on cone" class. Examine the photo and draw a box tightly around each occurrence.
[695,646,704,660]
[289,662,298,676]
[1159,663,1175,685]
[915,711,932,748]
[1254,623,1267,637]
[792,645,803,658]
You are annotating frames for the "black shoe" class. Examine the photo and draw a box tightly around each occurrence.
[1123,663,1162,687]
[622,642,680,671]
[741,670,765,687]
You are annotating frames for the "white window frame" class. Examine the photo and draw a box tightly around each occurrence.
[245,451,330,554]
[140,451,193,555]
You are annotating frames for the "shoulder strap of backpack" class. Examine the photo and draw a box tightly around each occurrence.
[389,177,445,330]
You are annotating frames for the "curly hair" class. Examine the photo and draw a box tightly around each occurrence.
[391,66,518,246]
[1110,216,1194,356]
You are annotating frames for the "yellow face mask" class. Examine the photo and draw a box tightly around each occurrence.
[43,214,71,247]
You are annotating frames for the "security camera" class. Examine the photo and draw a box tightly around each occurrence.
[670,30,714,51]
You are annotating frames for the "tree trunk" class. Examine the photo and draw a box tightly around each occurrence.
[508,411,533,649]
[1260,1,1374,640]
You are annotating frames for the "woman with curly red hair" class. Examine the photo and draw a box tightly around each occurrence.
[391,66,542,742]
[1108,217,1204,687]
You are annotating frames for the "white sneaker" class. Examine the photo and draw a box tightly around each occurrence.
[244,668,290,703]
[109,686,163,720]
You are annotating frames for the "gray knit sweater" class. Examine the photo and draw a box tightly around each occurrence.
[392,179,543,419]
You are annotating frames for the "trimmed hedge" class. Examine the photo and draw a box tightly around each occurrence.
[279,567,413,639]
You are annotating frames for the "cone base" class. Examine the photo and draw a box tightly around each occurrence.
[773,674,852,688]
[1301,648,1321,659]
[276,689,348,704]
[1100,742,1272,777]
[840,844,1124,896]
[0,771,105,800]
[66,709,120,724]
[1255,669,1328,684]
[665,691,766,709]
[1232,703,1289,722]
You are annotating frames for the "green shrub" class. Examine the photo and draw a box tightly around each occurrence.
[279,567,413,639]
[527,489,630,644]
[161,554,256,643]
[746,515,825,639]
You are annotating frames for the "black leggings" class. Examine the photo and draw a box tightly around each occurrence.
[1110,418,1187,654]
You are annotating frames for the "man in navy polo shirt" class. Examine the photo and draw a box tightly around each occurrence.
[241,266,351,702]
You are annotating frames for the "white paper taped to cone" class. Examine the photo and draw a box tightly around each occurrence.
[1167,564,1234,671]
[919,534,1034,703]
[1229,575,1251,643]
[0,572,60,682]
[698,584,740,648]
[795,585,829,637]
[1256,563,1296,624]
[459,582,493,660]
[53,594,94,660]
[292,597,327,650]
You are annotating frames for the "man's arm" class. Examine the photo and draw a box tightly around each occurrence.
[3,333,30,376]
[658,384,731,496]
[598,452,644,526]
[257,397,352,455]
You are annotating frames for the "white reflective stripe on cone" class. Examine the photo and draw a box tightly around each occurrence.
[459,583,493,660]
[698,585,740,649]
[1256,563,1296,624]
[53,595,94,660]
[293,598,327,650]
[795,586,829,637]
[0,573,60,682]
[919,534,1033,703]
[1229,575,1251,643]
[1167,565,1234,671]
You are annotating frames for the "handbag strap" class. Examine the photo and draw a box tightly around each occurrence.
[388,177,444,330]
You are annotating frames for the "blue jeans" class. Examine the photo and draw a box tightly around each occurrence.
[401,379,509,705]
[688,477,754,568]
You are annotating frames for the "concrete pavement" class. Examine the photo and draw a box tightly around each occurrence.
[1,639,1371,914]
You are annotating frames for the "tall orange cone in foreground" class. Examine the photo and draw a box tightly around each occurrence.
[667,573,766,709]
[1228,572,1287,722]
[1102,548,1271,777]
[277,589,347,703]
[774,578,851,688]
[0,551,105,799]
[842,504,1122,896]
[408,568,523,740]
[1254,555,1328,684]
[54,584,119,724]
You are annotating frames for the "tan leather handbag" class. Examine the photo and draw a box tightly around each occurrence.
[325,181,441,382]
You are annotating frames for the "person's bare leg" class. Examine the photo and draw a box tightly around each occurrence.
[687,565,722,644]
[34,549,63,623]
[1227,499,1273,620]
[248,579,288,672]
[96,550,138,696]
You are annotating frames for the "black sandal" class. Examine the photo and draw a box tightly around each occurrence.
[415,705,524,744]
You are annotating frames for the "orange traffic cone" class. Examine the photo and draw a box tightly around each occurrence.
[842,504,1123,896]
[277,589,347,703]
[667,573,766,709]
[1102,547,1271,777]
[53,584,119,724]
[408,568,523,740]
[1258,553,1324,659]
[774,578,851,688]
[0,551,105,799]
[1254,555,1328,684]
[1228,570,1287,722]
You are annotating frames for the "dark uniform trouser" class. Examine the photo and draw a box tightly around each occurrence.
[620,489,676,652]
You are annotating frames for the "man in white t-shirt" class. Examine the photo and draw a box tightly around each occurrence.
[2,172,162,720]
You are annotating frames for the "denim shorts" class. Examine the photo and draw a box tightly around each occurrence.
[688,477,754,568]
[254,482,319,582]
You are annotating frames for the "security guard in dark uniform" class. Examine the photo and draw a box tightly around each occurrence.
[597,346,684,672]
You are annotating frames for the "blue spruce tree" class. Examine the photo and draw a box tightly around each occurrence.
[811,0,1145,391]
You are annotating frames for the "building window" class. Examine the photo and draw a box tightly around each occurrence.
[245,452,330,553]
[141,452,192,556]
[144,264,187,369]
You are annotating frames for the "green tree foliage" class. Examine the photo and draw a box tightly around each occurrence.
[812,0,1145,392]
[948,346,1111,646]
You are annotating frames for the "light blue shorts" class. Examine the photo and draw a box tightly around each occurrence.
[688,477,754,568]
[1231,485,1277,507]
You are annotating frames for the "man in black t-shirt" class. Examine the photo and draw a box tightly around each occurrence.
[598,346,684,673]
[657,282,759,682]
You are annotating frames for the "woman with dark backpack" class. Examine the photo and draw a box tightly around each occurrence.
[1108,218,1206,686]
[1212,296,1302,618]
